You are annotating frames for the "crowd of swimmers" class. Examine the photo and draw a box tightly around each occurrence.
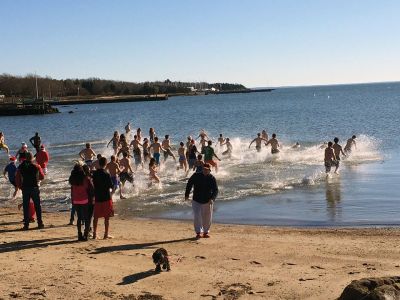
[1,126,358,240]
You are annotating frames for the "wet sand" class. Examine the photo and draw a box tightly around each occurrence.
[1,207,400,299]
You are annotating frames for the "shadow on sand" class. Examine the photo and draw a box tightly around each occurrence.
[118,269,158,285]
[91,237,196,255]
[0,236,79,253]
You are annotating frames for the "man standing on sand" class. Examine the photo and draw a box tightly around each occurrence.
[15,152,45,230]
[265,133,281,154]
[185,163,218,239]
[79,143,96,167]
[332,137,346,174]
[249,133,268,152]
[344,135,357,154]
[92,157,114,239]
[324,141,337,174]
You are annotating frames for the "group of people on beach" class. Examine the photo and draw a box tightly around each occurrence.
[1,126,359,239]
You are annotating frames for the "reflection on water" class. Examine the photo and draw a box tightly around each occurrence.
[325,177,342,221]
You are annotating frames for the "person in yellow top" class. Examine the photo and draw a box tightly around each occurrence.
[0,132,9,155]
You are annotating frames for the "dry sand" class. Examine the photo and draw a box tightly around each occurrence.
[1,207,400,300]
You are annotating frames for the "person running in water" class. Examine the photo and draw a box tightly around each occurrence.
[177,142,188,173]
[249,133,268,152]
[148,158,160,185]
[106,155,123,199]
[149,128,156,144]
[130,135,143,170]
[29,132,41,153]
[344,135,357,154]
[16,143,29,163]
[117,134,130,157]
[119,151,134,198]
[150,137,165,165]
[0,132,10,155]
[188,139,199,171]
[217,134,225,147]
[142,138,151,162]
[125,122,131,135]
[136,128,142,141]
[261,130,269,145]
[107,131,120,155]
[196,130,209,152]
[162,135,176,162]
[332,137,346,174]
[35,144,50,175]
[3,156,18,198]
[265,133,281,154]
[79,143,96,167]
[221,138,233,157]
[324,141,337,174]
[202,140,221,172]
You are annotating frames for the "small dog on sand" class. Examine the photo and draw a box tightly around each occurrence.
[152,248,170,272]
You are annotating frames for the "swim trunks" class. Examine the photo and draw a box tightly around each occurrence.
[271,149,280,154]
[256,145,261,152]
[111,176,120,188]
[153,153,160,165]
[85,160,93,166]
[179,155,186,162]
[205,160,217,167]
[120,172,134,184]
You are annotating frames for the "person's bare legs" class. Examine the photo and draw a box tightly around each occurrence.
[104,217,112,239]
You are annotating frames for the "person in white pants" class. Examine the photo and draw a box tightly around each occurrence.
[185,163,218,239]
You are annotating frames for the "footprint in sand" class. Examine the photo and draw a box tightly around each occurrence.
[250,260,262,265]
[195,256,206,259]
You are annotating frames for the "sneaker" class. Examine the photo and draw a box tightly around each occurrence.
[195,233,202,239]
[37,223,45,229]
[203,233,210,238]
[22,225,29,231]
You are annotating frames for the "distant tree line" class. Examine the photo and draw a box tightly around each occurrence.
[0,74,247,98]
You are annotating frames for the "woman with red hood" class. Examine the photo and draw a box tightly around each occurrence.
[35,144,50,175]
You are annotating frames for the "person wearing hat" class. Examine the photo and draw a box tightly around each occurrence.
[15,152,45,230]
[185,162,218,239]
[15,143,29,163]
[3,156,18,198]
[35,144,50,175]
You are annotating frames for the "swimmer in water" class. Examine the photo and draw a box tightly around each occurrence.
[249,133,268,152]
[106,155,123,199]
[261,130,269,145]
[217,134,226,147]
[344,135,357,155]
[162,135,176,162]
[119,151,134,199]
[221,138,233,157]
[130,135,143,170]
[324,141,337,174]
[265,133,281,154]
[148,158,160,185]
[107,131,120,155]
[79,143,96,166]
[177,142,188,173]
[117,134,130,157]
[332,137,346,174]
[196,129,209,152]
[142,138,151,162]
[150,136,165,166]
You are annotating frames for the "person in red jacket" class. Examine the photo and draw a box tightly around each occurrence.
[15,152,45,230]
[35,144,50,175]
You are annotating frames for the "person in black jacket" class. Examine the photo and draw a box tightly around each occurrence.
[185,163,218,239]
[92,157,114,239]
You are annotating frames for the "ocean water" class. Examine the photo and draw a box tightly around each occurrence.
[1,82,399,226]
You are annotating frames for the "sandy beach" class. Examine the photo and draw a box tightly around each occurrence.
[0,207,399,300]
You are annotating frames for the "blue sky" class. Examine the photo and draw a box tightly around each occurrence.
[1,0,399,87]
